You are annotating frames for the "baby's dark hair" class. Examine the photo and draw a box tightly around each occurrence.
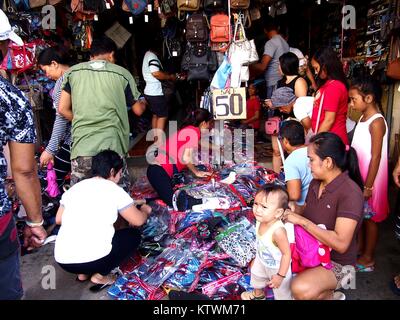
[350,76,384,114]
[255,184,289,210]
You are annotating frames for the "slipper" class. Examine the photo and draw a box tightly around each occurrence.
[355,263,375,272]
[89,281,113,293]
[390,278,400,296]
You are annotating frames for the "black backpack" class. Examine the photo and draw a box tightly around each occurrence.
[186,13,209,42]
[204,0,225,11]
[82,0,106,12]
[181,42,217,81]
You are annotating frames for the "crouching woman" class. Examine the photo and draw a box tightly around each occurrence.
[54,150,151,289]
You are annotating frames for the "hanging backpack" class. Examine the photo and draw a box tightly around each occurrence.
[177,0,200,19]
[122,0,147,15]
[210,14,230,43]
[81,0,106,12]
[71,0,97,20]
[181,42,217,81]
[162,17,181,58]
[230,0,250,10]
[186,13,209,42]
[204,0,224,11]
[160,0,176,14]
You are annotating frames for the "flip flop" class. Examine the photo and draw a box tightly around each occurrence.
[89,281,113,293]
[355,263,375,272]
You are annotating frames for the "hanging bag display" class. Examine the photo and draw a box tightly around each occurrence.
[228,14,257,86]
[387,58,400,80]
[177,0,200,19]
[210,14,230,43]
[122,0,147,15]
[204,0,224,11]
[230,0,250,10]
[160,0,176,14]
[29,0,62,7]
[185,13,209,42]
[0,39,46,73]
[181,42,217,81]
[210,56,232,89]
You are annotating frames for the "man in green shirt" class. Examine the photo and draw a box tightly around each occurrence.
[59,36,145,188]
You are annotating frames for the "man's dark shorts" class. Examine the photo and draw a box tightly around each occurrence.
[0,250,23,300]
[144,94,168,118]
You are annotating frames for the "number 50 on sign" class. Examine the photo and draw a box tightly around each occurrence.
[212,87,247,120]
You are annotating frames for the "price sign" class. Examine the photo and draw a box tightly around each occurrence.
[212,87,247,120]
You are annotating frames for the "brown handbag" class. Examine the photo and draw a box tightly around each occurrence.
[29,0,62,8]
[230,0,250,10]
[29,0,46,8]
[387,58,400,80]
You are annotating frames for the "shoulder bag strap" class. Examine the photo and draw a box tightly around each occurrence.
[314,91,324,134]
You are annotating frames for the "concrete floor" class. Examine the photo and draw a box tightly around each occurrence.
[19,155,400,300]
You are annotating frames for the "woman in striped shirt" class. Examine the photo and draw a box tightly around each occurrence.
[38,47,73,188]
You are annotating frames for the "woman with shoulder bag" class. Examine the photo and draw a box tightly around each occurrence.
[309,47,349,145]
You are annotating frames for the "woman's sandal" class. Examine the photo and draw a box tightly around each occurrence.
[240,290,266,300]
[355,263,375,272]
[89,274,117,293]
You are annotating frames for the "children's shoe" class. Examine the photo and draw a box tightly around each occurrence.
[241,290,266,300]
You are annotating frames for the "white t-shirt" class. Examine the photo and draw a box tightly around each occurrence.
[142,51,163,96]
[54,178,134,264]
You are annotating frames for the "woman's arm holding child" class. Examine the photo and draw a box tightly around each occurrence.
[269,227,291,289]
[285,211,358,253]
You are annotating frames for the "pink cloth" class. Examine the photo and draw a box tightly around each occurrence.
[311,80,349,145]
[351,113,389,222]
[46,162,60,198]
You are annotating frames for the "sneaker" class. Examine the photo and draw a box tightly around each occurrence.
[333,291,346,300]
[241,290,266,300]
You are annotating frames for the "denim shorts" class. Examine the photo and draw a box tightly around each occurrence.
[0,250,23,300]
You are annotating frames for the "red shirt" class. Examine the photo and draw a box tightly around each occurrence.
[311,80,349,145]
[246,97,261,129]
[156,125,201,178]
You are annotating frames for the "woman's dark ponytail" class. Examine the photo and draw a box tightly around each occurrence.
[346,146,364,191]
[310,132,363,190]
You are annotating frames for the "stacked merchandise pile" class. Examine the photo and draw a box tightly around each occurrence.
[344,0,395,81]
[363,0,392,73]
[108,162,284,300]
